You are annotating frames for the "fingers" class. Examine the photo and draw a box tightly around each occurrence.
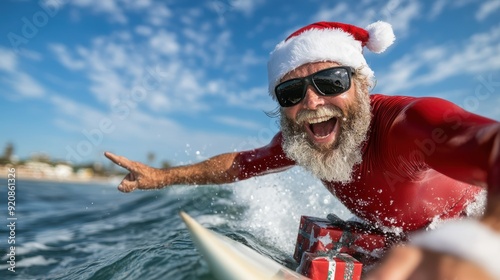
[104,152,158,193]
[117,173,137,193]
[365,246,423,280]
[104,151,135,171]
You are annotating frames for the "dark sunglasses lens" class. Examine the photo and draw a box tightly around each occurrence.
[314,68,350,95]
[276,80,304,107]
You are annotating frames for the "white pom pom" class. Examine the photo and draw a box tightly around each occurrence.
[365,21,395,53]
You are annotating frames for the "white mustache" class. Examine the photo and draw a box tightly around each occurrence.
[295,106,343,125]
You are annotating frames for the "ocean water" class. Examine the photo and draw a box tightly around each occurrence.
[0,169,352,280]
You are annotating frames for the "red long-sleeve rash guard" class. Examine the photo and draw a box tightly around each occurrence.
[234,94,500,232]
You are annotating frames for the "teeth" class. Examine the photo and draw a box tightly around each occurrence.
[308,116,333,124]
[296,107,340,125]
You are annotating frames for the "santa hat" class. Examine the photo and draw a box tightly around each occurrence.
[267,21,395,98]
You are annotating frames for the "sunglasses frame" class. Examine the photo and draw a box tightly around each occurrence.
[275,66,355,107]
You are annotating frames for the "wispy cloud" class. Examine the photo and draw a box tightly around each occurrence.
[385,0,420,35]
[12,73,46,98]
[48,8,270,116]
[0,47,18,72]
[49,92,254,163]
[311,2,348,23]
[230,0,265,16]
[223,85,274,110]
[49,44,86,70]
[149,30,180,55]
[207,0,266,19]
[428,0,448,19]
[146,2,172,26]
[476,0,500,21]
[311,0,421,35]
[213,116,263,131]
[50,95,106,130]
[71,0,128,24]
[68,0,171,26]
[378,24,500,94]
[240,50,265,66]
[135,25,153,36]
[0,47,45,98]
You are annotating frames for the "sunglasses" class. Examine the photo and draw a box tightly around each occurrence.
[275,66,355,107]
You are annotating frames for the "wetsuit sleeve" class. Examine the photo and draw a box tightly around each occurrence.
[390,97,500,193]
[232,132,295,180]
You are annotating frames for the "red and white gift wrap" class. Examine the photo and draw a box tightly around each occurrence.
[293,216,396,265]
[296,252,362,280]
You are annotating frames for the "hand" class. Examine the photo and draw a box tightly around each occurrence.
[365,245,495,280]
[104,152,166,192]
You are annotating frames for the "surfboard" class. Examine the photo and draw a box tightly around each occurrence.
[179,211,308,280]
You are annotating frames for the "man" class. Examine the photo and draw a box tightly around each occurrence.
[105,21,500,279]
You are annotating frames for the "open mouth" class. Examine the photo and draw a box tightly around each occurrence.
[304,116,339,145]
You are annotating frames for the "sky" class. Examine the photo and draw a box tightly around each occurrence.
[0,0,499,167]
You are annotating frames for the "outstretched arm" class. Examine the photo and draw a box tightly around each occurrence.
[104,151,242,192]
[105,132,295,192]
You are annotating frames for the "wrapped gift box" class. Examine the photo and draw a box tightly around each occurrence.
[296,252,362,280]
[293,215,399,264]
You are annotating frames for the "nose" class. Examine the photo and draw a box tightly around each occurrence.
[302,85,325,109]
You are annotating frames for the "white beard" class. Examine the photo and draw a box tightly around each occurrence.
[280,92,372,183]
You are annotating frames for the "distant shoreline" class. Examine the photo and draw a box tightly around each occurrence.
[1,163,124,186]
[0,174,121,186]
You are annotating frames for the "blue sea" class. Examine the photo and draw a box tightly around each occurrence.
[0,170,351,280]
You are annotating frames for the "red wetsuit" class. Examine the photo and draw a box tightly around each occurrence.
[234,94,500,232]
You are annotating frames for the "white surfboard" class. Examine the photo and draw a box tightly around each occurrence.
[179,211,308,280]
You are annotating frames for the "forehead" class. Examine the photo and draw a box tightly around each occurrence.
[280,61,341,81]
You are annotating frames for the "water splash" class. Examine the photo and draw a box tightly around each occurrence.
[231,167,353,254]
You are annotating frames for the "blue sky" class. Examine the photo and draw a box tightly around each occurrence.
[1,0,499,166]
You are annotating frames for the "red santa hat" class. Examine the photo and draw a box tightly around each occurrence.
[267,21,395,98]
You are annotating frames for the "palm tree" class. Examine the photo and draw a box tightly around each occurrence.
[147,152,156,166]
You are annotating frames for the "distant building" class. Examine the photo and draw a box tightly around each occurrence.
[54,164,73,179]
[77,168,94,180]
